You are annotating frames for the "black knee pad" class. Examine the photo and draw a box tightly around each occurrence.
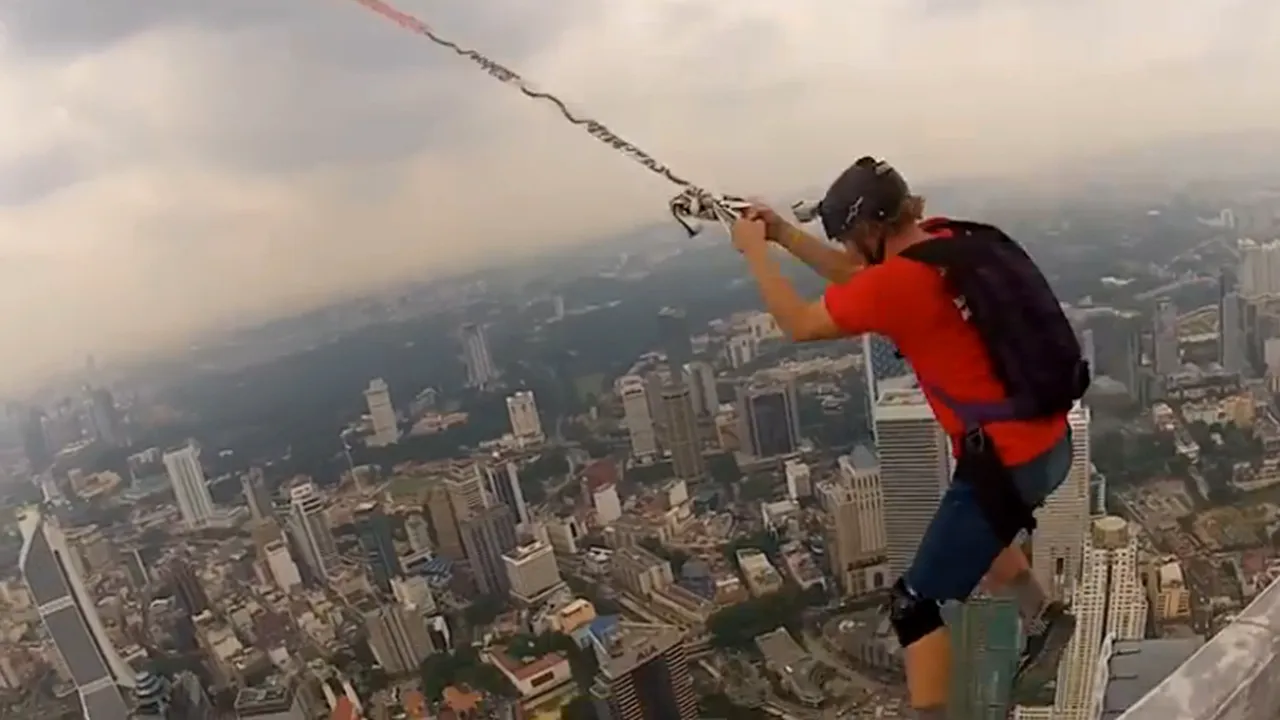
[887,578,943,648]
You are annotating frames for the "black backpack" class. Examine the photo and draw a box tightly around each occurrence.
[900,219,1089,542]
[899,218,1090,429]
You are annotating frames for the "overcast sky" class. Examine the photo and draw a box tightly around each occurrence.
[1,0,1278,393]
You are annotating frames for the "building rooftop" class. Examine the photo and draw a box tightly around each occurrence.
[1102,638,1204,718]
[591,621,684,678]
[234,684,294,714]
[1118,574,1280,719]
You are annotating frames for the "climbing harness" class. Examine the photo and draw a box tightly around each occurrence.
[347,0,760,236]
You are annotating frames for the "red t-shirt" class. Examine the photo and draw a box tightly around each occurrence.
[824,231,1067,466]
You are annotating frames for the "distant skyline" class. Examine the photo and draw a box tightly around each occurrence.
[2,0,1279,392]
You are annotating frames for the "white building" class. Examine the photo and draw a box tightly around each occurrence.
[682,361,719,416]
[784,459,812,502]
[505,391,545,448]
[1238,238,1280,299]
[363,603,435,676]
[1048,516,1146,719]
[391,575,437,615]
[263,540,302,593]
[874,389,951,579]
[593,483,623,526]
[503,540,563,604]
[288,482,339,581]
[19,510,134,719]
[162,444,217,528]
[363,378,400,447]
[1032,402,1091,603]
[727,334,756,369]
[617,375,659,460]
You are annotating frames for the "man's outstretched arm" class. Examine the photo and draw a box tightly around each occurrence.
[736,220,845,342]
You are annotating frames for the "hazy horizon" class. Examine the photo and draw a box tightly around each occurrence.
[2,0,1279,393]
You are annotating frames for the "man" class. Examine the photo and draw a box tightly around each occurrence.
[731,157,1076,719]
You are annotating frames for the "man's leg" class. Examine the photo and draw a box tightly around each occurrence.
[984,543,1050,628]
[893,483,1004,720]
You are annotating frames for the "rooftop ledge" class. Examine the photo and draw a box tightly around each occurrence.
[1118,575,1280,720]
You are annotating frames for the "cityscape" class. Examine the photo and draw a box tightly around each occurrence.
[1,180,1280,720]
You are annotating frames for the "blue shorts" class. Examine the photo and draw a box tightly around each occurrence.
[904,430,1073,603]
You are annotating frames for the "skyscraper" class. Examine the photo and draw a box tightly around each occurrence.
[1221,290,1247,375]
[361,600,436,675]
[1032,402,1091,603]
[354,502,402,594]
[737,379,801,460]
[874,388,951,579]
[460,504,519,596]
[589,621,698,720]
[505,390,544,447]
[162,443,216,528]
[287,482,339,582]
[863,334,913,407]
[618,375,659,460]
[824,446,888,595]
[946,596,1021,720]
[1053,517,1147,715]
[425,482,466,562]
[19,509,134,719]
[661,383,704,479]
[460,323,498,388]
[1152,298,1179,375]
[483,460,529,525]
[682,361,719,416]
[363,378,400,447]
[241,468,273,521]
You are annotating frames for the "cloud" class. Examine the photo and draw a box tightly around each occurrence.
[1,0,1278,392]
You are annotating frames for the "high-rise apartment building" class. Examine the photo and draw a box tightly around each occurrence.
[589,621,698,720]
[354,502,402,594]
[19,509,134,719]
[460,322,498,388]
[1051,516,1147,718]
[287,482,339,582]
[1152,298,1180,375]
[445,465,488,523]
[460,504,519,596]
[618,375,659,460]
[162,443,216,528]
[874,388,951,579]
[361,600,435,675]
[823,446,888,594]
[505,390,544,448]
[1031,402,1091,603]
[737,379,801,460]
[363,378,400,447]
[661,383,704,480]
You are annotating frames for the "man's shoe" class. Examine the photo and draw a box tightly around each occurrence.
[1013,601,1075,691]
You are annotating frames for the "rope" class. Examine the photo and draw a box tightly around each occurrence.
[345,0,752,235]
